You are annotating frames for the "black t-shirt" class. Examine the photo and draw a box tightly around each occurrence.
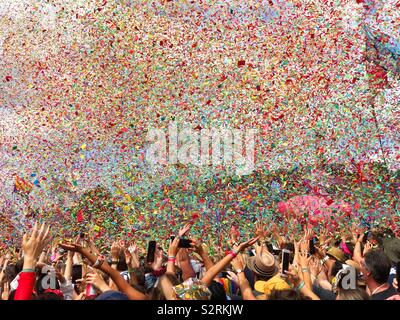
[371,286,398,300]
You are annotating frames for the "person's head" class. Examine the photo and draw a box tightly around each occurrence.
[382,236,400,266]
[116,252,128,272]
[329,260,344,281]
[336,288,370,300]
[132,268,146,288]
[247,251,278,282]
[268,288,308,300]
[15,258,24,274]
[361,249,392,286]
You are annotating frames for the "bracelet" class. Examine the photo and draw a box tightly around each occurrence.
[168,258,176,263]
[167,255,176,259]
[111,260,119,265]
[229,249,238,258]
[92,255,105,269]
[22,268,36,273]
[320,256,329,265]
[296,281,305,292]
[301,268,309,273]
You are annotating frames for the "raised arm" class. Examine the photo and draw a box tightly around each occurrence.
[200,237,259,287]
[15,222,52,300]
[59,242,147,300]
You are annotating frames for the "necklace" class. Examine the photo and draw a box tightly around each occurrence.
[371,283,388,295]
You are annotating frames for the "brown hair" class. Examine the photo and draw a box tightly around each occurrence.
[336,288,370,300]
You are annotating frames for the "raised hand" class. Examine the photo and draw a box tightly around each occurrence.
[299,238,310,254]
[236,236,260,253]
[178,223,192,237]
[151,248,164,271]
[22,222,52,267]
[298,250,309,269]
[231,253,246,272]
[309,256,322,277]
[304,226,313,241]
[1,282,10,300]
[255,221,268,239]
[189,238,205,255]
[226,271,239,286]
[86,268,111,293]
[111,241,121,259]
[58,242,83,253]
[363,241,373,256]
[168,236,180,258]
[285,267,302,287]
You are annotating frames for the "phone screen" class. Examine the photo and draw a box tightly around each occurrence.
[309,238,316,255]
[281,249,290,276]
[72,265,83,284]
[146,241,157,263]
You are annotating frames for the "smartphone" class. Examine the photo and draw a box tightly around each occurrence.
[363,230,370,244]
[309,238,316,255]
[281,249,290,277]
[146,241,157,263]
[396,262,400,293]
[170,236,192,248]
[72,265,83,284]
[221,271,229,278]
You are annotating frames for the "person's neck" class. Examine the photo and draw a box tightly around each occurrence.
[368,279,389,295]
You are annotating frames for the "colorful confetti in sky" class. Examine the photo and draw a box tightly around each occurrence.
[0,0,399,244]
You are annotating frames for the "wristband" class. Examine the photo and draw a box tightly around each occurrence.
[167,255,176,259]
[111,260,119,265]
[22,268,36,273]
[92,255,105,269]
[301,268,309,273]
[229,249,238,258]
[296,281,305,292]
[168,258,176,263]
[321,256,329,265]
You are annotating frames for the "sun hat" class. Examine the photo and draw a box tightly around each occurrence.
[254,274,291,295]
[327,247,347,263]
[246,251,278,278]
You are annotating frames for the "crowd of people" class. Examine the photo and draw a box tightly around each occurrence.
[0,218,399,301]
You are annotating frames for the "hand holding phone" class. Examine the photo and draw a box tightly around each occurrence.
[170,236,193,248]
